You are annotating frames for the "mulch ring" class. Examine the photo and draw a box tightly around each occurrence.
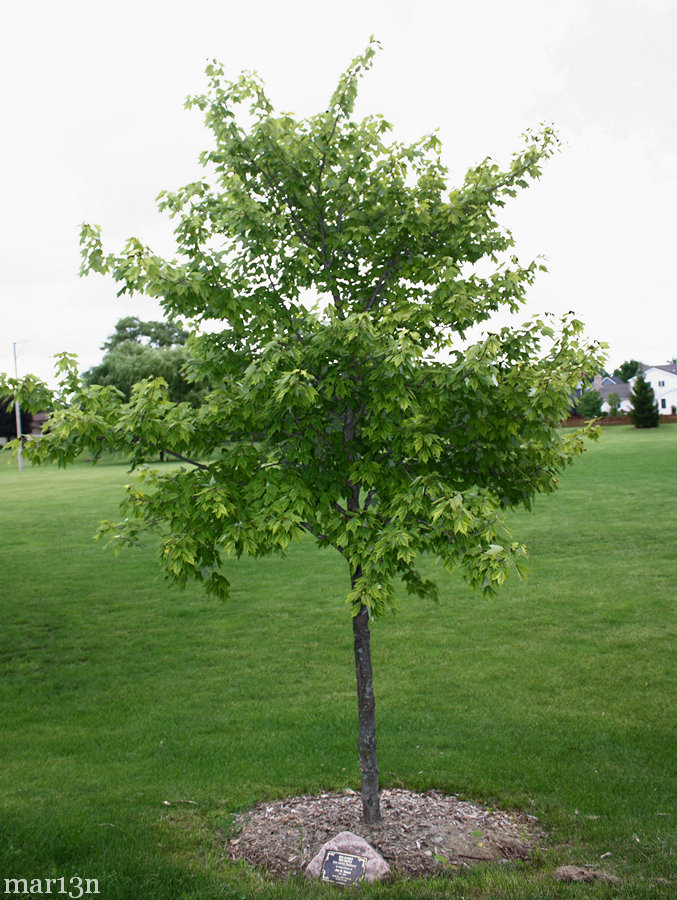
[225,788,541,878]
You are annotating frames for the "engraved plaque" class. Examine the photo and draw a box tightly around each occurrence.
[321,850,368,885]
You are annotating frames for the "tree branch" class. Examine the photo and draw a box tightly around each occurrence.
[237,134,316,251]
[161,450,210,471]
[364,489,377,510]
[301,521,345,556]
[363,252,407,312]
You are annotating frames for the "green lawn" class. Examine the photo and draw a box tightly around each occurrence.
[0,427,675,898]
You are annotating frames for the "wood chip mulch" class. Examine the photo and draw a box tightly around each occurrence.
[226,788,541,878]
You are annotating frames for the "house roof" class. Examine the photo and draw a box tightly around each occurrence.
[599,382,631,400]
[639,363,677,376]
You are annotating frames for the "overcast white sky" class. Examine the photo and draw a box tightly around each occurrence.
[2,0,675,383]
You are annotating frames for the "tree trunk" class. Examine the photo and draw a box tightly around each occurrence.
[351,567,381,824]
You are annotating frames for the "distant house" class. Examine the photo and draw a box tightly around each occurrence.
[631,364,677,416]
[30,412,50,436]
[577,374,632,414]
[583,365,677,416]
[598,377,632,414]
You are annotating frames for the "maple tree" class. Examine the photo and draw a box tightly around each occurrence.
[2,41,603,823]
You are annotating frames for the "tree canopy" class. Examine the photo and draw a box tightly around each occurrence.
[613,359,640,382]
[606,391,621,416]
[576,388,603,419]
[101,315,190,350]
[2,40,604,822]
[83,317,204,404]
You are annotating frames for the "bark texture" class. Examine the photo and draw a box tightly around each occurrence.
[351,567,381,824]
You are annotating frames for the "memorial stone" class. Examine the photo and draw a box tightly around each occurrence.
[305,831,390,883]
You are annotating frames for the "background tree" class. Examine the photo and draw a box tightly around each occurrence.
[3,42,604,823]
[606,391,621,416]
[0,397,32,439]
[629,373,659,428]
[84,317,204,405]
[576,388,603,419]
[101,315,190,350]
[613,359,641,381]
